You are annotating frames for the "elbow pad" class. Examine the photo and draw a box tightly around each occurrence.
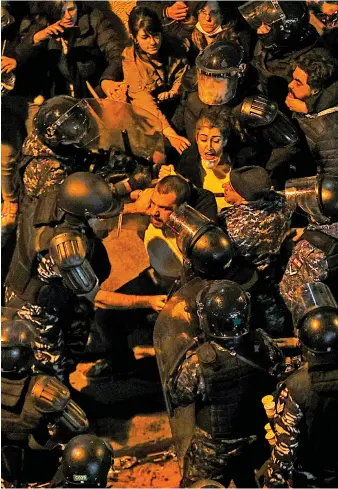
[32,375,71,414]
[240,95,278,127]
[49,231,99,296]
[58,398,89,434]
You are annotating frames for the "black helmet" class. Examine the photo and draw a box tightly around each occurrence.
[297,282,338,354]
[34,96,93,148]
[239,1,310,50]
[196,41,245,105]
[190,227,234,277]
[61,435,113,487]
[58,172,120,219]
[167,204,234,277]
[196,280,251,346]
[1,314,35,375]
[285,174,338,224]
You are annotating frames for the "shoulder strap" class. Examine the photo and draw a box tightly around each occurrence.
[302,229,338,256]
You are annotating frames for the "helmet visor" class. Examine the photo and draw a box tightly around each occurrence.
[45,99,99,148]
[239,1,285,29]
[294,282,338,327]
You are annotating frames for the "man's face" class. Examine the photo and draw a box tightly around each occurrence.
[198,1,222,33]
[136,28,162,56]
[61,1,78,27]
[149,189,178,229]
[196,126,226,169]
[222,176,245,205]
[288,66,311,101]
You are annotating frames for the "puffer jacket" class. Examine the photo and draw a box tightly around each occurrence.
[293,80,338,176]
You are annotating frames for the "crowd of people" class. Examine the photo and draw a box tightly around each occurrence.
[1,1,338,488]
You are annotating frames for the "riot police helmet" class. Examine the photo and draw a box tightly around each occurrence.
[58,172,120,219]
[34,96,93,149]
[167,204,234,277]
[61,434,113,487]
[196,280,251,346]
[1,315,36,375]
[239,1,310,50]
[297,282,338,354]
[196,41,246,105]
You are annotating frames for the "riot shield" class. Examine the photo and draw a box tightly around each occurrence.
[27,98,165,162]
[154,277,208,472]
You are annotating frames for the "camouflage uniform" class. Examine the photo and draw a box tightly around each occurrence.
[219,194,295,337]
[5,251,92,383]
[265,362,338,488]
[280,222,338,324]
[21,134,75,199]
[167,330,284,486]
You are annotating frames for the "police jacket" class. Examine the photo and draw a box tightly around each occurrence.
[195,340,276,440]
[293,80,338,176]
[6,187,110,306]
[266,360,338,487]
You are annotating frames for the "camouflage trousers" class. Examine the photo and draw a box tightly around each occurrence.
[5,287,92,383]
[181,427,259,488]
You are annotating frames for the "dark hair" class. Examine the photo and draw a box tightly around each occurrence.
[156,175,191,206]
[128,6,163,39]
[29,1,89,23]
[196,106,231,140]
[292,50,338,90]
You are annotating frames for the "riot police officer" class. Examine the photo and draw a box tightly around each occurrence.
[1,310,88,487]
[154,279,284,487]
[5,172,117,382]
[51,434,113,487]
[182,40,299,185]
[264,282,338,488]
[281,173,338,324]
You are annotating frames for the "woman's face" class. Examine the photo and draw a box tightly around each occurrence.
[198,1,222,33]
[196,125,226,169]
[136,28,162,56]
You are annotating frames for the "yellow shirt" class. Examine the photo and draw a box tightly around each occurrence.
[144,223,183,279]
[201,160,231,212]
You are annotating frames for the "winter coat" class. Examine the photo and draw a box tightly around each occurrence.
[16,8,123,98]
[293,80,338,176]
[122,39,189,130]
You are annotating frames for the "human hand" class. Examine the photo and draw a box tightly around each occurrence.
[101,79,126,100]
[1,56,17,74]
[285,94,308,114]
[130,188,154,214]
[33,21,64,43]
[157,90,178,101]
[158,164,176,180]
[166,2,189,21]
[163,127,191,155]
[257,22,271,35]
[146,295,168,312]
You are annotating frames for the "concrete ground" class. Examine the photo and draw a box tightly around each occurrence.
[70,215,182,487]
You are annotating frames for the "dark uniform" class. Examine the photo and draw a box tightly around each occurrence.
[5,173,113,382]
[281,173,338,324]
[155,279,285,488]
[1,315,88,486]
[265,282,338,488]
[168,333,283,487]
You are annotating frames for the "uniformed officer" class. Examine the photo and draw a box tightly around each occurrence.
[1,310,88,486]
[264,282,338,488]
[155,279,284,487]
[4,172,117,382]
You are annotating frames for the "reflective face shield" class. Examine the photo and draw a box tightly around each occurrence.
[285,175,338,223]
[238,1,286,30]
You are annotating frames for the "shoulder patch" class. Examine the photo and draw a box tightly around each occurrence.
[197,343,217,364]
[276,387,289,414]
